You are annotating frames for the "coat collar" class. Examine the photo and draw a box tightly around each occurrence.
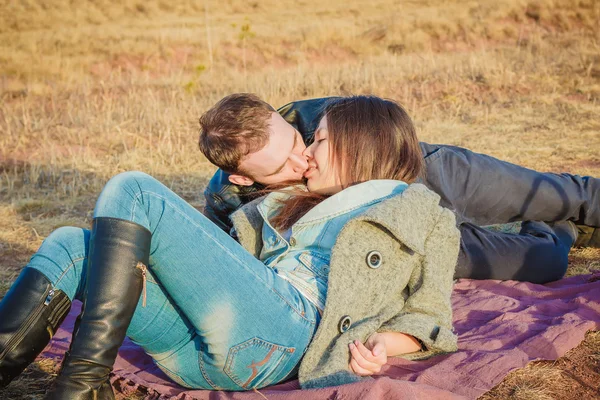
[351,183,444,255]
[230,183,447,257]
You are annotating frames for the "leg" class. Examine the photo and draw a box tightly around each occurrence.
[87,171,318,390]
[454,221,576,283]
[0,223,207,393]
[0,226,88,388]
[420,143,600,227]
[46,217,151,400]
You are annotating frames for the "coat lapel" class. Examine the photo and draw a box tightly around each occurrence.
[355,184,444,255]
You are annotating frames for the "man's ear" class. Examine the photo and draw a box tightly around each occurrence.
[228,174,255,186]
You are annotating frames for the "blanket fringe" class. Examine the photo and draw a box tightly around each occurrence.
[253,387,269,399]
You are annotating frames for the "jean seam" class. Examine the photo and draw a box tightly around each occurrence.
[53,256,86,288]
[270,287,316,325]
[156,361,193,388]
[423,146,446,163]
[298,253,329,278]
[198,343,223,390]
[128,189,311,322]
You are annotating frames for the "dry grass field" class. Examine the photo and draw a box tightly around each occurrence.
[1,0,599,398]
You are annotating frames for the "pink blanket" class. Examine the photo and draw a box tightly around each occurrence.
[40,273,600,400]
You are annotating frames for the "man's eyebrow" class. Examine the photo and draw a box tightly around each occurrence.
[266,130,298,176]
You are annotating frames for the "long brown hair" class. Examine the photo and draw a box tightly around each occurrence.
[270,95,424,231]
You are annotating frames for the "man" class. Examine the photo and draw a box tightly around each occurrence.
[198,94,600,282]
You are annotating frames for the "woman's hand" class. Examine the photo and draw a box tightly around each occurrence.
[348,332,388,376]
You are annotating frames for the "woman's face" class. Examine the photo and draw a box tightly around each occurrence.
[302,116,343,195]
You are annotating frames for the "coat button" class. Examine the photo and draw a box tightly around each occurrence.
[366,251,382,269]
[289,237,297,246]
[338,315,352,333]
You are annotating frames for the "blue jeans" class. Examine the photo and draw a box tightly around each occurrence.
[26,171,319,390]
[419,143,599,227]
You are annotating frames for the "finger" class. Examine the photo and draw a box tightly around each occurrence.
[349,342,380,371]
[372,341,386,357]
[350,358,373,376]
[355,340,379,362]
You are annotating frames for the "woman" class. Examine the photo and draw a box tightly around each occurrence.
[0,95,460,398]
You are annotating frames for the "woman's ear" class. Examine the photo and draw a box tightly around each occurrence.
[228,174,255,186]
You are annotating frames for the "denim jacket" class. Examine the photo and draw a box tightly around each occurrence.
[256,180,408,312]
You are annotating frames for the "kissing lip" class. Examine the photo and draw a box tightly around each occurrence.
[304,165,317,179]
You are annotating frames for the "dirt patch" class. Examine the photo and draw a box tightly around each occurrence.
[89,45,197,79]
[480,330,600,400]
[305,44,357,65]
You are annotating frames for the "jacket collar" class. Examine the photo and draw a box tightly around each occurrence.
[298,180,407,224]
[231,183,447,257]
[258,180,408,225]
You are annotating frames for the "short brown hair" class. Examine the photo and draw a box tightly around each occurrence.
[198,93,275,174]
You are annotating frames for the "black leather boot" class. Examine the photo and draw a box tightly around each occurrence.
[45,217,151,400]
[0,268,71,387]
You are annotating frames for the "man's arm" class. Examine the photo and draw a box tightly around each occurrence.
[277,97,339,145]
[202,169,260,232]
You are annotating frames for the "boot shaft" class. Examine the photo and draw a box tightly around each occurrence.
[46,217,151,400]
[0,268,71,387]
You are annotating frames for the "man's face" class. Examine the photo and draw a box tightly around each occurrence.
[232,112,308,186]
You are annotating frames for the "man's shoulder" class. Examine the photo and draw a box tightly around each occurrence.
[277,97,340,141]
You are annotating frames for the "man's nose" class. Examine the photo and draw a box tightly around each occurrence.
[291,153,309,172]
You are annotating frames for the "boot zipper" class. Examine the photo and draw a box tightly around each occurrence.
[0,285,51,359]
[136,262,147,307]
[46,292,71,335]
[44,289,54,305]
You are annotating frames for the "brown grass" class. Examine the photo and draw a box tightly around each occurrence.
[480,330,600,400]
[1,0,600,398]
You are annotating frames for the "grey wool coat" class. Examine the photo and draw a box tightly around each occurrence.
[229,183,461,389]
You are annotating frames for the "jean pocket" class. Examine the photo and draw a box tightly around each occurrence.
[297,253,330,278]
[224,337,296,389]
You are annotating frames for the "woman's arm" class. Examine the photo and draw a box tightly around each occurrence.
[377,331,422,356]
[348,331,422,376]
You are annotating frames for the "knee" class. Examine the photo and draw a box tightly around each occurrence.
[43,226,89,251]
[521,240,569,283]
[102,171,154,197]
[95,171,156,213]
[34,226,90,272]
